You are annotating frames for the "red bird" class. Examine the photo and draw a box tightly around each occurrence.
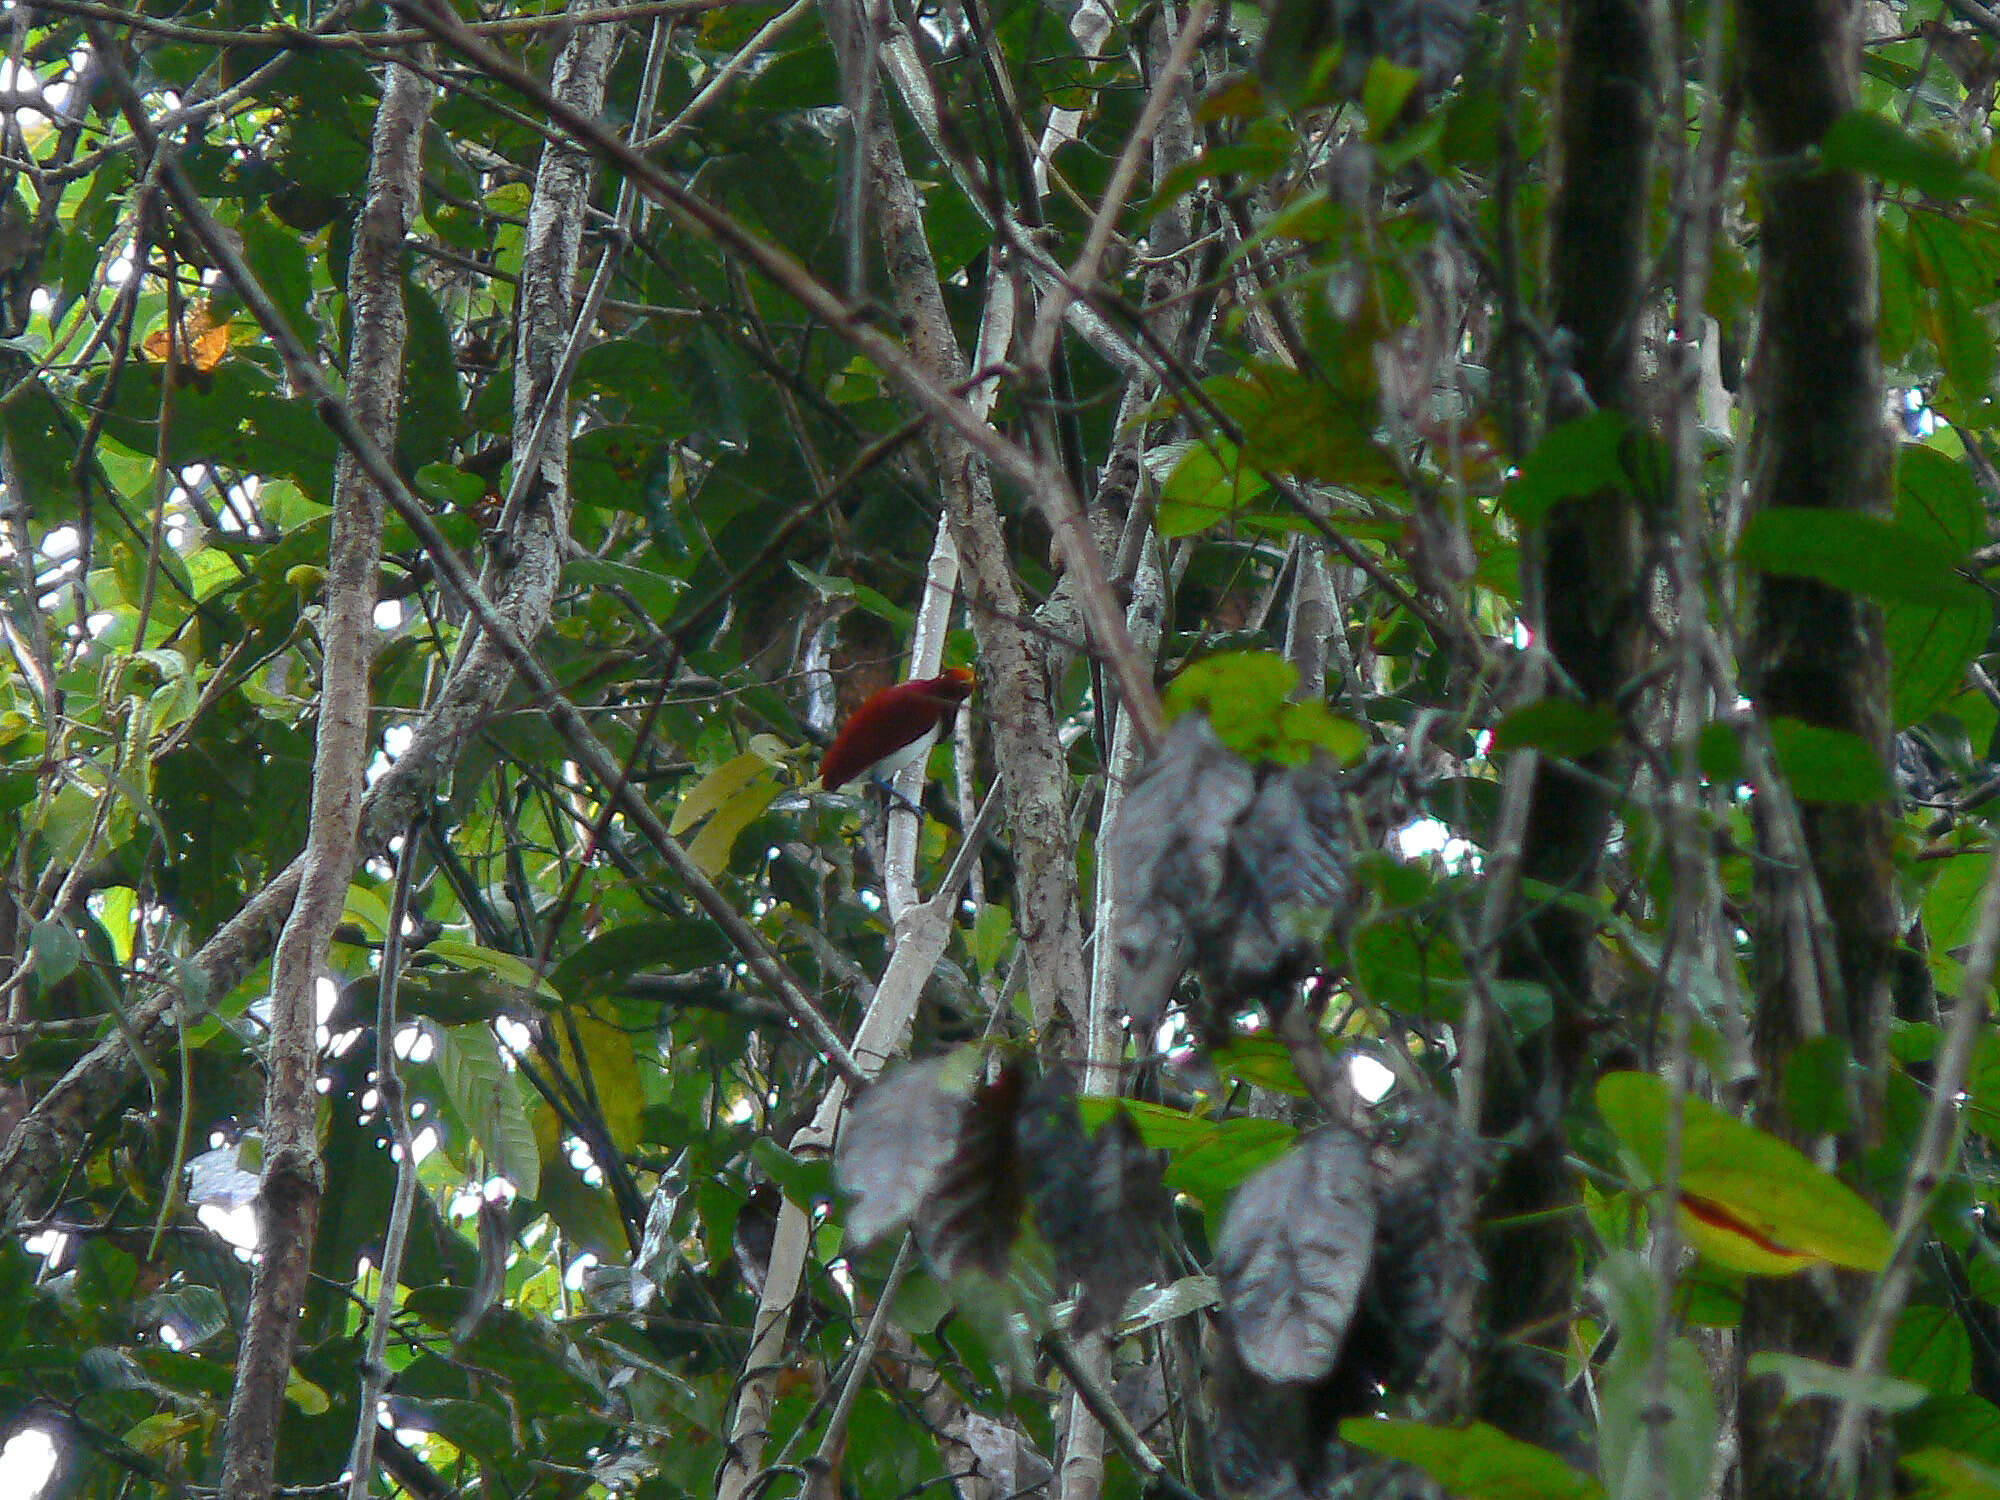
[819,667,975,789]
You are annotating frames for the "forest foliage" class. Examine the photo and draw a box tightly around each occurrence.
[3,0,2000,1498]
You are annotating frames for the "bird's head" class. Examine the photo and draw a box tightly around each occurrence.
[930,666,976,701]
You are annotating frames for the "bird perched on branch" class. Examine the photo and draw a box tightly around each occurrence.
[818,666,975,790]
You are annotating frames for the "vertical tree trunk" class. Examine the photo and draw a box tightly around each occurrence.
[1482,0,1654,1451]
[1734,2,1898,1495]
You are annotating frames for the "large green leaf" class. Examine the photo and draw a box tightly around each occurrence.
[1200,362,1398,491]
[431,1023,542,1200]
[1767,718,1891,804]
[1738,508,1982,611]
[1903,1448,2000,1500]
[1597,1072,1892,1273]
[1339,1419,1604,1500]
[1158,437,1271,537]
[1502,409,1642,527]
[1923,853,1992,952]
[1889,447,1991,723]
[1596,1253,1718,1500]
[1821,112,1997,203]
[1747,1352,1928,1412]
[1492,698,1622,758]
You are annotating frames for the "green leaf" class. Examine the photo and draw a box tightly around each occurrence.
[1597,1252,1717,1500]
[1822,111,1995,203]
[1697,721,1746,785]
[1596,1071,1892,1273]
[1738,508,1981,610]
[1768,718,1891,804]
[1158,438,1270,537]
[1888,593,1990,727]
[750,1138,837,1209]
[1164,1118,1296,1200]
[1502,410,1640,527]
[1362,58,1420,136]
[787,564,913,631]
[1899,447,1985,553]
[547,1011,644,1152]
[1923,854,1991,952]
[425,938,562,1003]
[1212,1035,1311,1096]
[1338,1419,1604,1500]
[1747,1352,1929,1412]
[29,918,81,984]
[687,775,779,877]
[1903,1448,2000,1500]
[1901,1394,2000,1466]
[1074,1097,1216,1150]
[1275,700,1369,765]
[1201,362,1397,491]
[1352,918,1467,1017]
[548,920,729,1001]
[240,210,319,352]
[672,752,780,836]
[1492,699,1622,758]
[431,1023,542,1200]
[1163,650,1298,758]
[671,751,784,875]
[1783,1035,1853,1137]
[285,1369,331,1415]
[1889,447,1992,724]
[1892,1304,1974,1395]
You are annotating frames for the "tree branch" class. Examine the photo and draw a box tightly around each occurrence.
[212,42,431,1500]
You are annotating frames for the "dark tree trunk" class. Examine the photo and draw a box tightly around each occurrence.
[1734,2,1899,1496]
[1480,0,1655,1452]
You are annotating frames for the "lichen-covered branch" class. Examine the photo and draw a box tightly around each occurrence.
[215,50,431,1500]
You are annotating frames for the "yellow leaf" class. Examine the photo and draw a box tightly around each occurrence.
[688,773,780,876]
[547,1010,643,1151]
[671,752,775,836]
[285,1370,330,1415]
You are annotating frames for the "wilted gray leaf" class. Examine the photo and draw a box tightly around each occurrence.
[1017,1081,1169,1330]
[1210,1336,1320,1497]
[1214,763,1354,997]
[1108,714,1256,1027]
[835,1051,982,1249]
[1340,1106,1482,1399]
[1368,0,1477,93]
[632,1171,684,1311]
[962,1412,1052,1494]
[1110,716,1254,914]
[138,1285,229,1350]
[1147,717,1260,920]
[1217,1124,1378,1384]
[1250,764,1353,911]
[185,1141,261,1208]
[456,1196,510,1341]
[1118,1273,1219,1334]
[1111,905,1192,1037]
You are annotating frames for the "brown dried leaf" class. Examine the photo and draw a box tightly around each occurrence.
[914,1063,1027,1278]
